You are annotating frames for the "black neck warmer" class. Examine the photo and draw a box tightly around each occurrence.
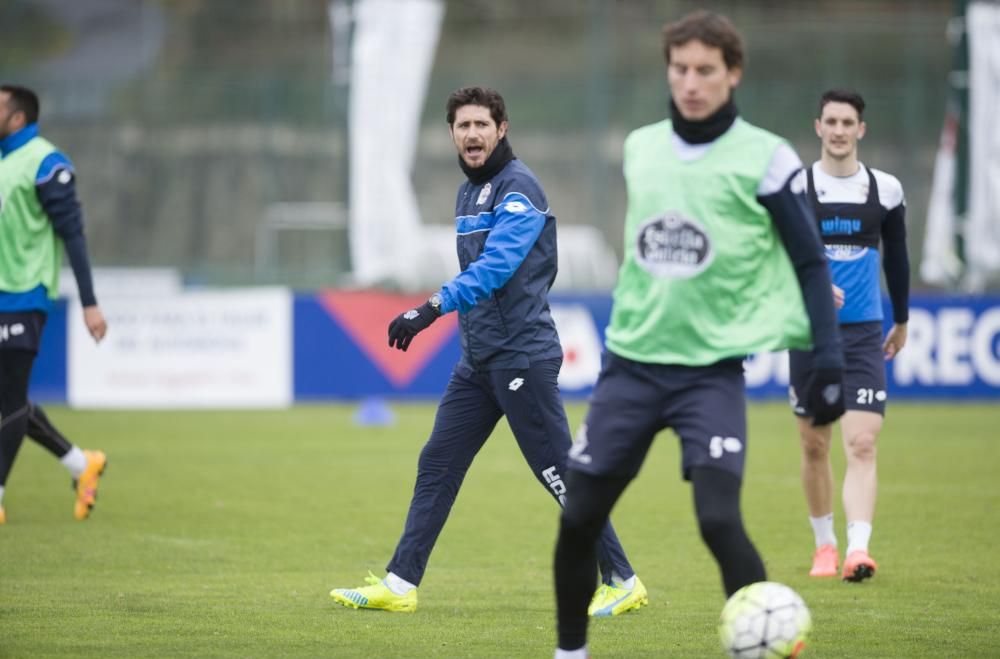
[670,97,738,144]
[459,136,515,185]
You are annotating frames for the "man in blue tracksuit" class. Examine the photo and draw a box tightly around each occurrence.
[330,87,647,616]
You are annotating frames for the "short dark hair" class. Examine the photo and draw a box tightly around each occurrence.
[819,89,865,119]
[662,10,744,71]
[0,85,40,124]
[446,87,508,127]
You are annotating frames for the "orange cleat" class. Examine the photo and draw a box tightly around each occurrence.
[842,549,878,582]
[73,450,107,520]
[809,543,839,577]
[0,506,5,525]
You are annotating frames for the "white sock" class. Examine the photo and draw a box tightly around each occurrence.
[384,572,416,595]
[809,513,837,548]
[846,521,872,555]
[611,571,636,589]
[60,447,87,479]
[555,646,588,659]
[0,484,5,506]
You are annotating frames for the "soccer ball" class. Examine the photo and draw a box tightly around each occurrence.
[718,581,812,658]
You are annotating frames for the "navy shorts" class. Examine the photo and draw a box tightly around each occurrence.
[567,352,748,481]
[0,311,47,354]
[789,321,887,417]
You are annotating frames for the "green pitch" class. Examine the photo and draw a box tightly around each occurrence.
[1,402,997,657]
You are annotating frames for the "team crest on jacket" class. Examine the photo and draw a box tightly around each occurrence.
[476,182,491,206]
[635,211,714,278]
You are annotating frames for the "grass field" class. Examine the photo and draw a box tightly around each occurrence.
[1,402,998,658]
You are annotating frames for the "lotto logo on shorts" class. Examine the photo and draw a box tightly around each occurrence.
[709,435,743,459]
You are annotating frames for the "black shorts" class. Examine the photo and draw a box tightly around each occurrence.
[789,321,887,417]
[567,352,748,482]
[0,311,47,354]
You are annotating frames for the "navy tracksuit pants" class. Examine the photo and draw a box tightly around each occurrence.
[387,358,635,586]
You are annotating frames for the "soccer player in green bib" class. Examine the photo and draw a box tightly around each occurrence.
[0,85,108,525]
[552,11,845,658]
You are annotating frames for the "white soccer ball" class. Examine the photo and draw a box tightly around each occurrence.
[718,581,812,658]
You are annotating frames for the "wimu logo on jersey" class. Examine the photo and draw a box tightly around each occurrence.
[820,215,862,236]
[635,211,714,278]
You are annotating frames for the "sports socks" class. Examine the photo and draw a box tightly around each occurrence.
[59,447,87,479]
[846,521,873,555]
[611,571,636,589]
[554,647,588,659]
[810,513,837,548]
[385,572,417,595]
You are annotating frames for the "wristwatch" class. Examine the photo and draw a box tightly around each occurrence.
[428,293,443,316]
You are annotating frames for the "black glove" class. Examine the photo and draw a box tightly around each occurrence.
[387,302,440,352]
[806,365,845,427]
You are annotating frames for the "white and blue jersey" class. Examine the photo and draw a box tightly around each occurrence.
[806,162,909,325]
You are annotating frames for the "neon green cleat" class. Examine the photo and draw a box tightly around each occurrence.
[588,576,648,617]
[330,571,417,612]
